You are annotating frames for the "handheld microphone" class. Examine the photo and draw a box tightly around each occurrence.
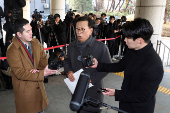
[70,71,90,111]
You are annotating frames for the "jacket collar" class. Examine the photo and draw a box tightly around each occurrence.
[12,36,36,49]
[73,36,96,47]
[12,36,36,67]
[132,41,152,56]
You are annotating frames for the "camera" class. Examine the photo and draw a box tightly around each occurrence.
[48,57,62,70]
[33,9,44,21]
[78,54,94,67]
[59,51,65,57]
[65,9,76,24]
[10,9,21,20]
[48,14,55,26]
[48,50,65,70]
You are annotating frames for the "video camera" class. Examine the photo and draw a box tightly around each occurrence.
[9,9,21,20]
[48,14,55,26]
[78,54,94,67]
[33,9,44,21]
[65,9,76,24]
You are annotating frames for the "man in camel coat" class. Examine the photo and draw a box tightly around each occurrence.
[6,18,57,113]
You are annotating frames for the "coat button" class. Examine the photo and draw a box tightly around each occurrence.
[37,87,39,89]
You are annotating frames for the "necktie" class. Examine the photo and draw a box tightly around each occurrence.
[25,44,30,54]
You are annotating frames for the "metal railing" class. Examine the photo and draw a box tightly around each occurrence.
[156,40,170,67]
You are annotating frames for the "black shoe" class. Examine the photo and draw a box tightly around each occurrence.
[44,78,48,83]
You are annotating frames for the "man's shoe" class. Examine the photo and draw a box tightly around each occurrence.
[44,78,48,83]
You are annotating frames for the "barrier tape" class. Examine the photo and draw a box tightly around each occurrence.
[97,35,120,41]
[0,36,121,60]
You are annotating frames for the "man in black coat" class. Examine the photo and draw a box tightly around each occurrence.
[90,18,164,113]
[64,16,112,113]
[105,16,119,60]
[53,14,67,46]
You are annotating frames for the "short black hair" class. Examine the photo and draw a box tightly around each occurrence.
[75,14,80,19]
[101,13,106,17]
[116,19,122,24]
[122,18,153,43]
[110,16,115,20]
[88,13,94,17]
[121,16,127,21]
[76,16,94,28]
[96,18,101,21]
[54,14,60,19]
[14,18,29,34]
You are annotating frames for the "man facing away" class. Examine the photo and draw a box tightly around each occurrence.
[90,18,164,113]
[6,18,57,113]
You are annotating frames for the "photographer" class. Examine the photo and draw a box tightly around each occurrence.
[95,18,102,39]
[98,13,107,41]
[88,13,98,39]
[34,19,48,47]
[53,14,67,48]
[64,10,76,44]
[3,11,14,43]
[30,14,37,36]
[64,16,112,113]
[105,16,119,60]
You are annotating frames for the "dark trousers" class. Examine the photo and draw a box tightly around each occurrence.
[120,40,127,56]
[119,102,155,113]
[107,40,116,58]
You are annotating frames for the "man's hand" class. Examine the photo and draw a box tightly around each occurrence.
[55,20,59,25]
[89,58,98,68]
[44,65,58,76]
[67,71,75,82]
[102,88,115,96]
[114,30,118,33]
[30,69,40,73]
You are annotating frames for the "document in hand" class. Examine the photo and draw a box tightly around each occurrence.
[64,69,93,94]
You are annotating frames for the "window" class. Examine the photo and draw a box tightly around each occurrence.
[41,0,46,3]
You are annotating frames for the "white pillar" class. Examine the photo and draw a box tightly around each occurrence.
[50,0,65,21]
[23,0,31,22]
[135,0,166,49]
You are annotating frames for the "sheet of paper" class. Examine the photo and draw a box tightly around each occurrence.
[64,69,94,94]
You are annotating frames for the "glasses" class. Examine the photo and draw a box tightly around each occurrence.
[76,28,89,33]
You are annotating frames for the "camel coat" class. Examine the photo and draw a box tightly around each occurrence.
[6,37,48,113]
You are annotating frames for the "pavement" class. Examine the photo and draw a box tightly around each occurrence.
[0,29,170,113]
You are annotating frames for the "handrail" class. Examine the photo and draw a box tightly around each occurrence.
[156,40,170,66]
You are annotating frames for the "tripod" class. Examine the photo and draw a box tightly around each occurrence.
[66,23,76,44]
[47,26,59,55]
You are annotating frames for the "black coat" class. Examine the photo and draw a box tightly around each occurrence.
[5,0,26,18]
[64,37,112,112]
[35,25,48,45]
[30,20,37,36]
[105,22,118,38]
[53,20,67,45]
[97,42,164,113]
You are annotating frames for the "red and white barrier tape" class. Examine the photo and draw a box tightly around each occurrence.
[0,36,120,60]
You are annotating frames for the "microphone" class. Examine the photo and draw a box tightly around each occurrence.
[70,71,90,111]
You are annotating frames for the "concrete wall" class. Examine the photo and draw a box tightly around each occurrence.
[135,0,166,48]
